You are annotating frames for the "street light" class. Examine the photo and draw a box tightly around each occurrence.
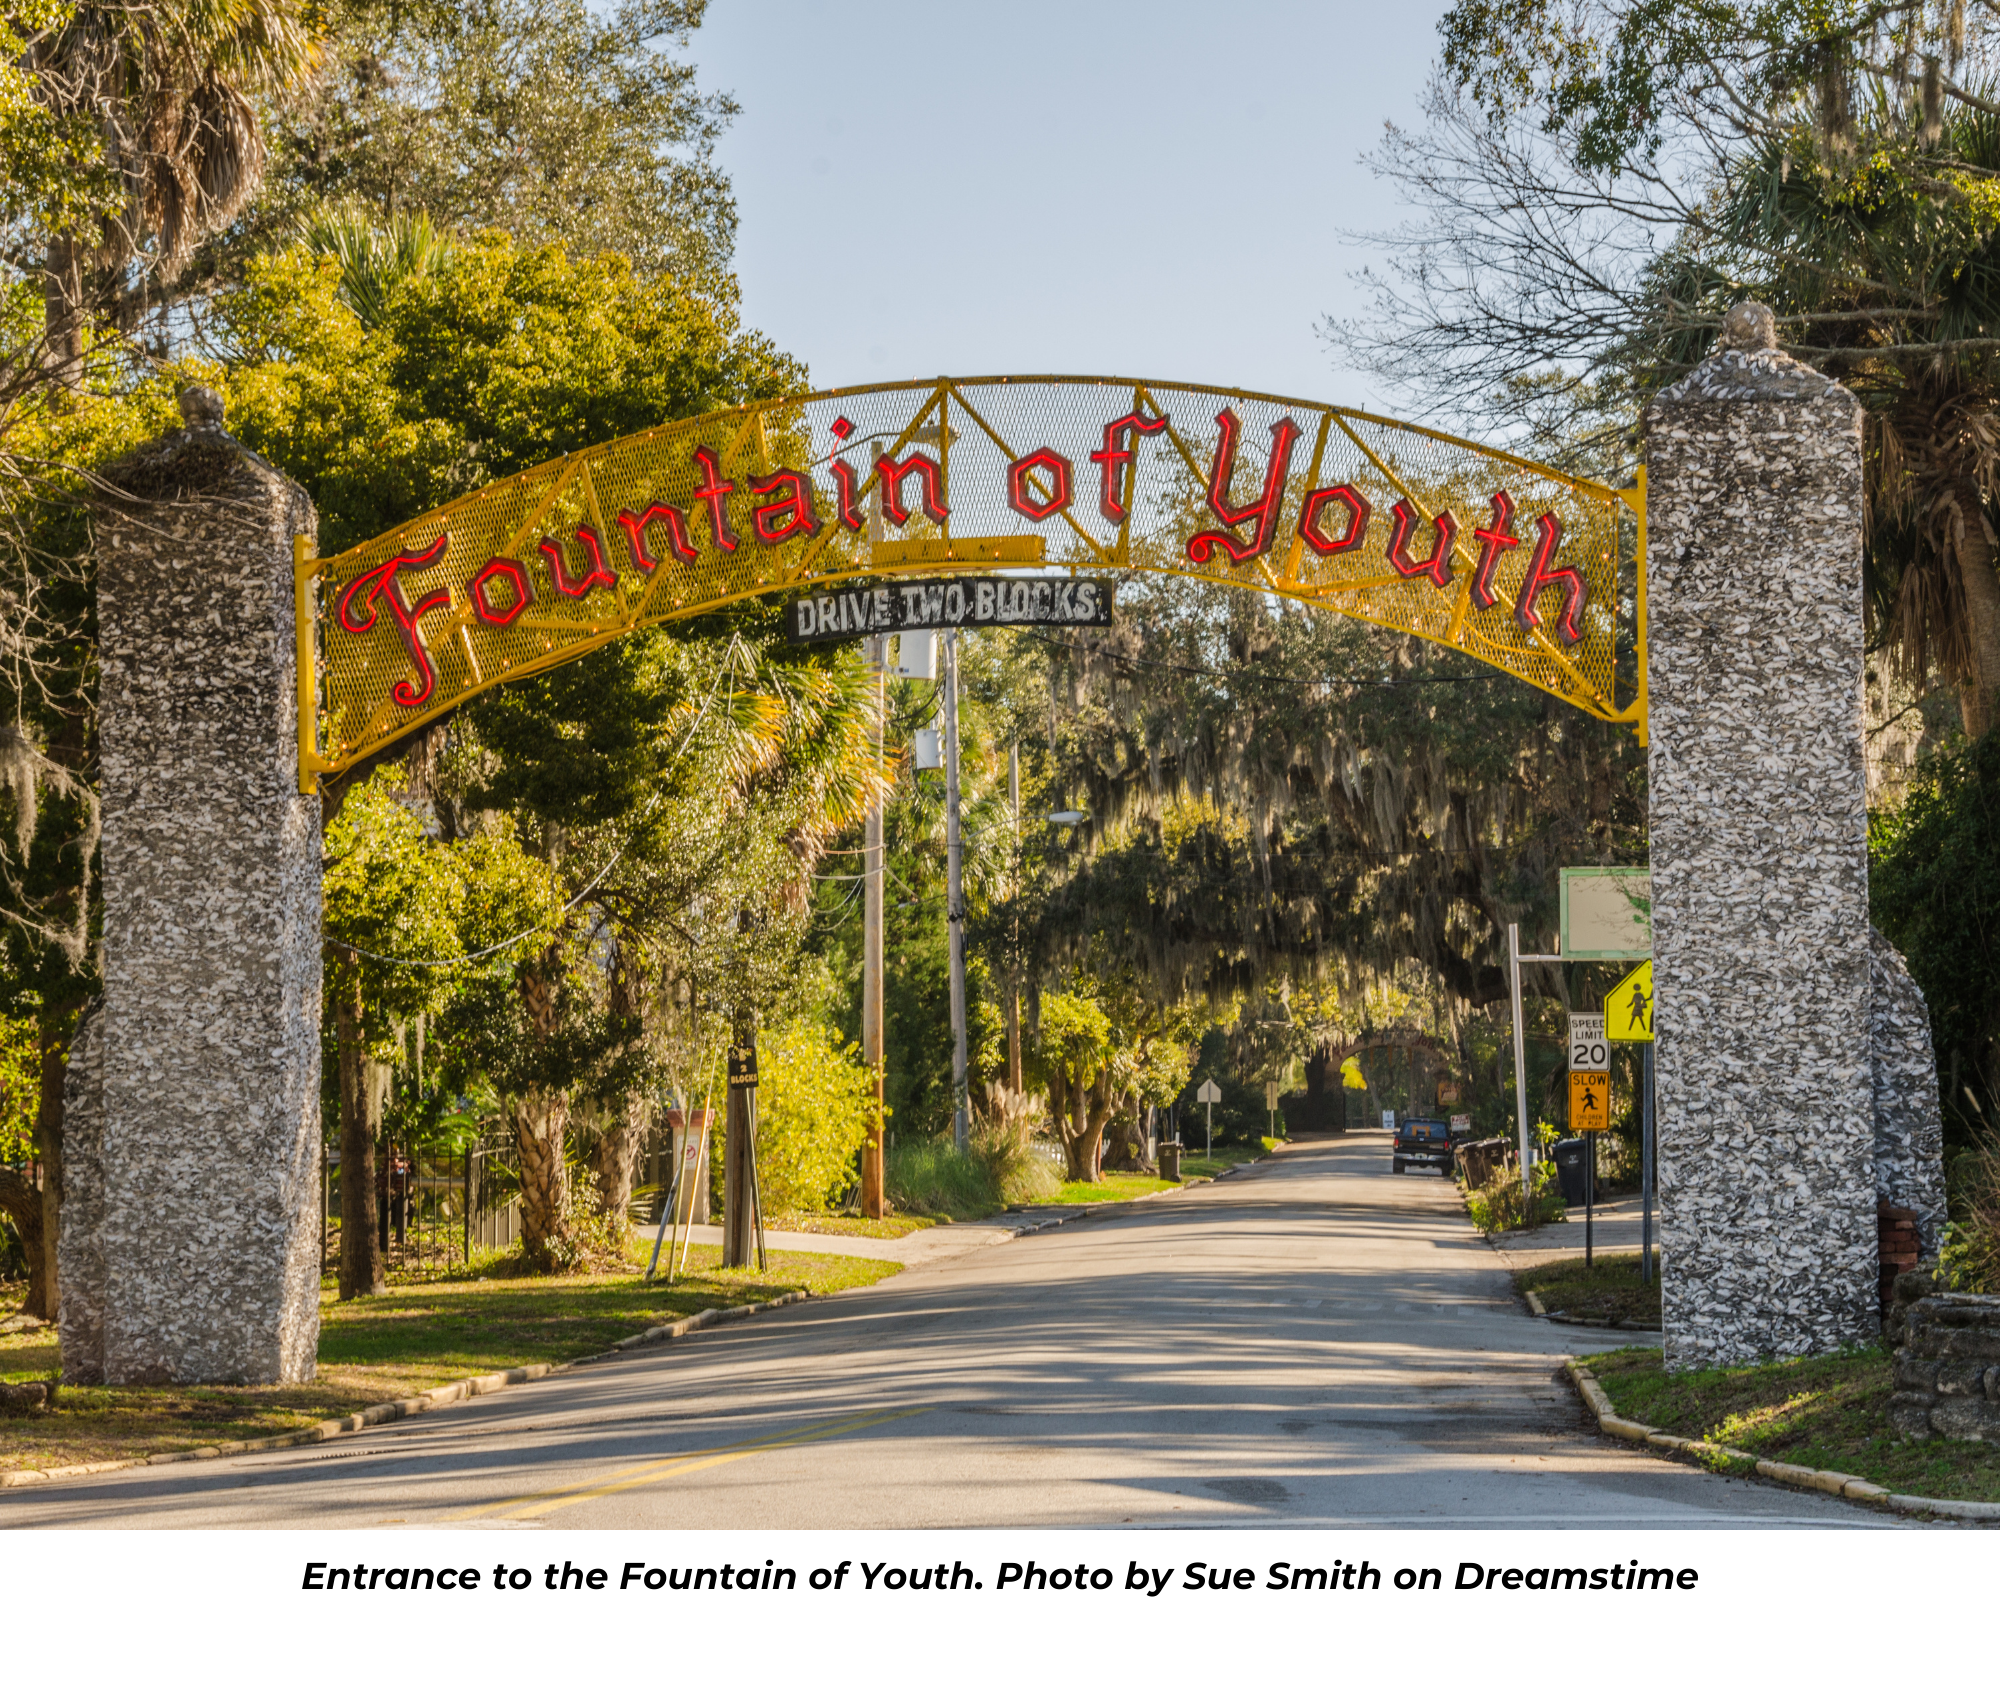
[1047,810,1088,826]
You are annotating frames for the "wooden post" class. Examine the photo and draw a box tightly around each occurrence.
[723,1031,758,1267]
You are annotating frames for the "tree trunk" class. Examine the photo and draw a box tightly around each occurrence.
[335,976,386,1299]
[41,234,84,384]
[1053,1063,1088,1181]
[1080,1070,1115,1181]
[1955,474,2000,739]
[513,959,571,1267]
[1103,1090,1146,1170]
[1006,979,1022,1094]
[1056,1066,1116,1182]
[513,1089,570,1264]
[593,937,645,1225]
[594,1098,645,1225]
[31,1005,76,1321]
[0,1167,45,1318]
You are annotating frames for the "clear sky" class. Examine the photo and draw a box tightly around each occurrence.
[690,0,1453,410]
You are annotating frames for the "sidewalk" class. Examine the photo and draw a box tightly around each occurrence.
[1487,1192,1656,1275]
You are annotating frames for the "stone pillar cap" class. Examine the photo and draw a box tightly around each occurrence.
[1718,301,1779,352]
[178,385,225,432]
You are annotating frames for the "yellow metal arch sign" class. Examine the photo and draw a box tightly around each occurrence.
[297,375,1646,790]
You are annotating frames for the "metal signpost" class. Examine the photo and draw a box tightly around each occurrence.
[1265,1078,1280,1144]
[1196,1078,1222,1159]
[1560,1008,1608,1256]
[1508,923,1565,1205]
[1606,960,1656,1282]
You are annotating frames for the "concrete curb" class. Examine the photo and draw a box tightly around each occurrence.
[1563,1359,2000,1522]
[0,1288,811,1493]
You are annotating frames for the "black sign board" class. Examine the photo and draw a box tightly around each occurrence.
[727,1045,759,1089]
[787,575,1113,644]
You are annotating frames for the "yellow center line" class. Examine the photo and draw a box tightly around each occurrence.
[450,1407,931,1522]
[445,1414,877,1521]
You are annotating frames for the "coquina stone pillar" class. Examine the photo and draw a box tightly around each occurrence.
[60,388,322,1385]
[1645,303,1878,1369]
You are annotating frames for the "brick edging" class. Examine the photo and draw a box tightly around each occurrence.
[1565,1358,2000,1523]
[0,1288,811,1493]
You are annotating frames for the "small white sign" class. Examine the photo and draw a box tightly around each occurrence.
[1196,1078,1222,1105]
[888,629,938,679]
[1264,1081,1280,1109]
[1381,1109,1396,1130]
[1450,1114,1471,1134]
[1568,1012,1608,1072]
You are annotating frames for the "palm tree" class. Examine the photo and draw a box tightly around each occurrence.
[27,0,321,371]
[298,204,455,330]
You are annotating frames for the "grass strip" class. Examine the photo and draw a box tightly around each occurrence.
[764,1211,939,1239]
[0,1243,897,1477]
[1515,1252,1661,1328]
[1584,1343,2000,1504]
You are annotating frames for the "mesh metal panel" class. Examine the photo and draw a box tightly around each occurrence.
[304,376,1644,785]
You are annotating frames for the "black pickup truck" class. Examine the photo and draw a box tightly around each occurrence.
[1391,1116,1456,1175]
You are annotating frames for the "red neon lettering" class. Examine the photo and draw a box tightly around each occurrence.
[749,469,822,544]
[1188,409,1301,566]
[691,446,740,551]
[1297,484,1370,556]
[1008,448,1072,521]
[1513,511,1585,644]
[831,459,864,531]
[1385,500,1458,589]
[877,451,949,526]
[539,526,618,598]
[617,503,699,573]
[1090,411,1168,522]
[336,534,452,709]
[469,556,532,627]
[1470,491,1520,611]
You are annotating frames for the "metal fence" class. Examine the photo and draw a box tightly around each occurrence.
[320,1133,524,1273]
[319,1128,677,1272]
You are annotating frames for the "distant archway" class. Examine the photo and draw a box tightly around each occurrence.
[1296,1028,1456,1131]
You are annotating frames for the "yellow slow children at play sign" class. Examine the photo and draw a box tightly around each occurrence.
[1606,961,1653,1042]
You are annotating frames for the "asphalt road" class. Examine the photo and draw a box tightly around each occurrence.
[2,1131,1882,1529]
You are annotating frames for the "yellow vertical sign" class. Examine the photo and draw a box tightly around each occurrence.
[1568,1072,1610,1130]
[1605,960,1654,1042]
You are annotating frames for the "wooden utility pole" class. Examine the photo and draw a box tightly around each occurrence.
[861,633,887,1218]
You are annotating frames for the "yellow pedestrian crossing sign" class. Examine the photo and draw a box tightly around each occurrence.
[1606,960,1653,1042]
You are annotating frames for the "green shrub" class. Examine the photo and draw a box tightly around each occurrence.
[885,1111,1063,1222]
[1466,1158,1567,1233]
[1940,1133,2000,1292]
[756,1021,878,1215]
[886,1141,1001,1220]
[971,1083,1063,1203]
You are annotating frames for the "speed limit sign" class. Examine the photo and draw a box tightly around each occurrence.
[1568,1012,1608,1071]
